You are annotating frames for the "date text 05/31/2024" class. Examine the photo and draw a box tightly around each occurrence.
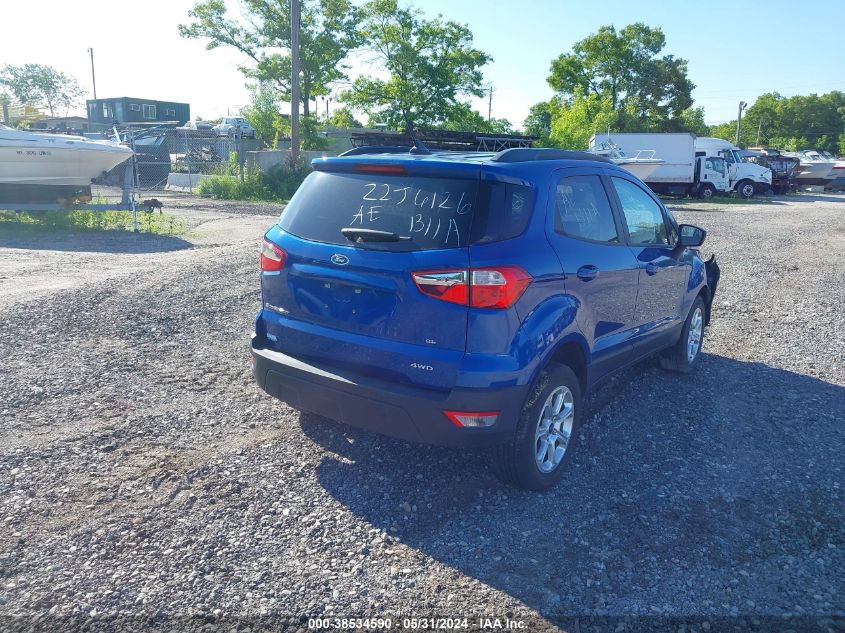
[307,617,527,630]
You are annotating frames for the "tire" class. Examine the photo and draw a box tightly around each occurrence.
[698,183,716,199]
[737,180,756,199]
[659,296,706,373]
[491,363,582,491]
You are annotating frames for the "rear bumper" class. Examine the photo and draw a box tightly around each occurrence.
[251,336,528,447]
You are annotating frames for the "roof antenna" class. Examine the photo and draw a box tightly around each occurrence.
[403,113,431,155]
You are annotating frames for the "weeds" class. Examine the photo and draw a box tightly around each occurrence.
[0,209,186,235]
[197,162,311,202]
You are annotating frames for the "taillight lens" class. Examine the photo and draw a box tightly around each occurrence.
[411,270,469,305]
[470,267,532,309]
[411,266,530,309]
[260,239,286,272]
[444,410,500,428]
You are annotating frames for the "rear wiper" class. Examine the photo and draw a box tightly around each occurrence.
[341,228,410,243]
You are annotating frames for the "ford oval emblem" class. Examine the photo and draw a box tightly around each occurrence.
[331,253,350,266]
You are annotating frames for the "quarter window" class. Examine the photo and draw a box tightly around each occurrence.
[611,178,669,246]
[554,175,618,243]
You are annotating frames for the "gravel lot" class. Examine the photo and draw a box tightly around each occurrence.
[1,192,843,632]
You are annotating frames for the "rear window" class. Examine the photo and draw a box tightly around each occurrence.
[279,171,534,251]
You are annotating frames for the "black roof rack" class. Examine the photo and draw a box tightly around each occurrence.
[491,148,612,164]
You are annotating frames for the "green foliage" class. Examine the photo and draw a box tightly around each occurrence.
[197,162,312,202]
[548,94,618,150]
[523,100,557,141]
[180,0,360,116]
[436,102,513,134]
[241,83,290,143]
[0,63,84,117]
[327,106,363,128]
[342,0,491,130]
[546,23,694,134]
[708,91,845,152]
[0,209,185,235]
[301,115,330,150]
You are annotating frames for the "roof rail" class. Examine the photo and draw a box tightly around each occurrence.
[491,148,612,164]
[339,145,413,157]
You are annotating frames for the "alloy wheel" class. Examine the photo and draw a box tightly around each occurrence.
[687,307,703,363]
[534,386,575,473]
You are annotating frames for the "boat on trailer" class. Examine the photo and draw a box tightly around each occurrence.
[588,140,665,181]
[0,124,133,202]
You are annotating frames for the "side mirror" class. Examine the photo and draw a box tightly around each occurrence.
[679,224,706,247]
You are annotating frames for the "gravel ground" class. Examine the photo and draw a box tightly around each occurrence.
[1,192,843,632]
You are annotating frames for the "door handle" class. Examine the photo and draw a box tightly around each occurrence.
[576,265,599,281]
[645,262,659,275]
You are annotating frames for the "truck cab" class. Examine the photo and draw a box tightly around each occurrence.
[695,137,772,198]
[695,155,729,198]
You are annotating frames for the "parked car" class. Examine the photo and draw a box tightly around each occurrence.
[251,148,720,491]
[213,116,256,138]
[183,120,214,132]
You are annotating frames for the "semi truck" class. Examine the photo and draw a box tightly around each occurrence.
[589,133,772,198]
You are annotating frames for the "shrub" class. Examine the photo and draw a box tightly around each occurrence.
[197,161,311,202]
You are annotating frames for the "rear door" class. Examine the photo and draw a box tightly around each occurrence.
[608,175,689,355]
[546,169,640,382]
[260,165,479,390]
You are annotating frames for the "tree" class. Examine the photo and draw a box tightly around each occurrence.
[327,106,363,128]
[179,0,359,117]
[342,0,491,130]
[523,100,557,140]
[708,91,845,151]
[241,83,289,144]
[435,102,513,134]
[548,94,618,150]
[0,64,84,117]
[547,23,694,130]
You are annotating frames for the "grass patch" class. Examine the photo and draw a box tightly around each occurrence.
[197,162,311,203]
[0,209,186,235]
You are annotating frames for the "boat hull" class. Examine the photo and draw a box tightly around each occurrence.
[795,161,836,185]
[615,160,663,182]
[0,144,133,187]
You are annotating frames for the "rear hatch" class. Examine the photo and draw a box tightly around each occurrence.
[260,161,481,390]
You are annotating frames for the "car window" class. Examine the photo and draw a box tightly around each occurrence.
[611,178,669,246]
[554,175,619,243]
[279,170,479,251]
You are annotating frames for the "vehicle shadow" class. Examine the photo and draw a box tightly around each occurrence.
[302,353,845,619]
[0,225,193,253]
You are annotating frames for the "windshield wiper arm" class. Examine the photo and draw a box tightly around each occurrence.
[341,228,410,243]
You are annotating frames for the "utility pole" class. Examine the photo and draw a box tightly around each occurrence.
[290,0,301,165]
[87,48,97,99]
[487,86,493,123]
[735,100,747,147]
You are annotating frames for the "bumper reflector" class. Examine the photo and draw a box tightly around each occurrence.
[444,410,500,428]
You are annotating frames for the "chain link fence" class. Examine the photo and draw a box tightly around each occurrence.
[115,127,265,191]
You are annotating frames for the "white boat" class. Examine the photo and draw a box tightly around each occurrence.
[0,124,133,193]
[786,150,837,185]
[589,141,665,181]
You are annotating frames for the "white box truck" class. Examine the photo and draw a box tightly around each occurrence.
[590,133,772,198]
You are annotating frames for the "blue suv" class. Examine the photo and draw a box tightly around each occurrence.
[251,148,719,490]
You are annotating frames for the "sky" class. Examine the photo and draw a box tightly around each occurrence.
[2,0,844,128]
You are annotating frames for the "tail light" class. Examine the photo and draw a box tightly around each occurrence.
[411,266,531,309]
[260,239,286,272]
[444,410,500,428]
